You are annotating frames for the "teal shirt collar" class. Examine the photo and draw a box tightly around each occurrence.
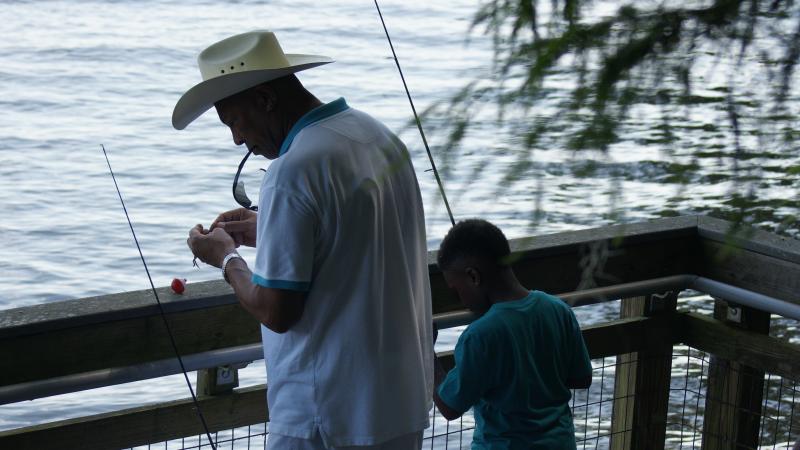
[279,97,350,157]
[489,290,536,311]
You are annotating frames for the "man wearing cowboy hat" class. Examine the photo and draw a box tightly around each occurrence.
[181,31,433,449]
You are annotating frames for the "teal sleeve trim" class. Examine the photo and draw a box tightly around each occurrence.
[251,273,310,291]
[279,97,350,156]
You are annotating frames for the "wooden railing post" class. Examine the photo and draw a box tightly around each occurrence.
[701,300,770,450]
[197,365,240,397]
[610,292,677,450]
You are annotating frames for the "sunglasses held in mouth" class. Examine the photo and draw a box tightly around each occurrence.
[233,150,259,211]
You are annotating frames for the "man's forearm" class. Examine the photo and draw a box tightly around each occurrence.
[223,258,305,333]
[225,258,253,296]
[224,258,263,321]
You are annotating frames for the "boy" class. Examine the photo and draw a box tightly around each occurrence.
[433,219,592,449]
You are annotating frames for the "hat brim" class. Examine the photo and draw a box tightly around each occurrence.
[172,54,333,130]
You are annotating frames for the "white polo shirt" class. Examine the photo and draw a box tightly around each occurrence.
[252,98,434,447]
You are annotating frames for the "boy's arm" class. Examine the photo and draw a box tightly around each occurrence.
[432,324,486,421]
[566,311,593,390]
[566,374,592,389]
[433,356,464,420]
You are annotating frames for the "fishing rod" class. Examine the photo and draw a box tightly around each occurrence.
[373,0,456,227]
[101,145,217,450]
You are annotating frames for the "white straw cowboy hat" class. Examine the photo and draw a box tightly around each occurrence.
[172,30,333,130]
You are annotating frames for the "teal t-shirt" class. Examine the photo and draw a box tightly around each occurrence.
[437,291,592,449]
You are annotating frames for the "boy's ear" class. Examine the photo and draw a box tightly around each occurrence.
[465,267,481,286]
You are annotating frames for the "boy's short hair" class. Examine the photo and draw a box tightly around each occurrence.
[437,219,511,271]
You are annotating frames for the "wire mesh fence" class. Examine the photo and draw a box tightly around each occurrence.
[133,345,799,450]
[570,346,799,450]
[572,355,629,449]
[664,347,799,450]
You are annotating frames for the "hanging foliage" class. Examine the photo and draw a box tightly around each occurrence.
[422,0,800,233]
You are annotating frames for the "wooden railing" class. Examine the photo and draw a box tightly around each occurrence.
[1,216,798,449]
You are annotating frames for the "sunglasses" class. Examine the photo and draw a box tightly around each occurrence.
[232,150,259,211]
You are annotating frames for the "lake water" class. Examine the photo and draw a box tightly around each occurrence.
[1,0,798,447]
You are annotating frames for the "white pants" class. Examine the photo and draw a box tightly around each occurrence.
[266,430,424,450]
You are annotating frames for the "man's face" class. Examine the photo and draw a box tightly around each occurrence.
[442,267,490,314]
[215,89,281,159]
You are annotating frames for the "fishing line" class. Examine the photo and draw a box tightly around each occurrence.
[373,0,456,227]
[101,145,217,450]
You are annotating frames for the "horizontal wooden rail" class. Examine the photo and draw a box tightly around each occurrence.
[0,216,703,388]
[679,312,800,380]
[0,302,260,387]
[0,276,704,405]
[0,384,268,450]
[697,215,800,305]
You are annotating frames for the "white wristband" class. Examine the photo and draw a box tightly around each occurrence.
[221,251,243,283]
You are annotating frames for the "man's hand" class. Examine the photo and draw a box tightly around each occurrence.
[210,208,257,248]
[187,224,237,268]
